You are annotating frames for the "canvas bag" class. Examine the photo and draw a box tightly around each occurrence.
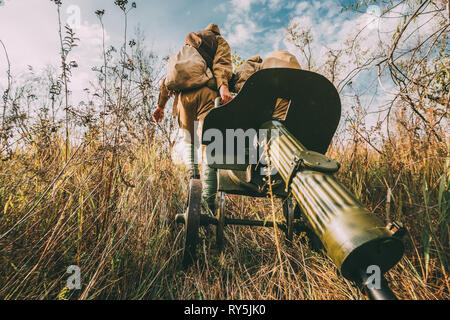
[261,50,301,70]
[233,56,263,93]
[165,45,213,92]
[185,30,218,69]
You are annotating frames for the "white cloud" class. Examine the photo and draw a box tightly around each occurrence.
[69,22,111,94]
[0,0,112,104]
[285,1,296,10]
[230,0,259,12]
[214,3,228,13]
[295,2,309,15]
[0,1,59,77]
[222,0,265,50]
[264,27,286,54]
[268,0,282,11]
[226,21,259,46]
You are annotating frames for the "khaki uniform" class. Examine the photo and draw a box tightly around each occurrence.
[233,56,262,93]
[157,24,232,143]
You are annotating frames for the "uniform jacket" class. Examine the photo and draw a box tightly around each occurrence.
[157,24,232,116]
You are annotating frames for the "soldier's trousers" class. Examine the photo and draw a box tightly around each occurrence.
[176,86,219,212]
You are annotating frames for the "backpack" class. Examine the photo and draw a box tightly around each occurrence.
[232,56,263,93]
[231,51,301,93]
[186,30,218,69]
[165,45,214,92]
[165,30,219,92]
[261,50,301,69]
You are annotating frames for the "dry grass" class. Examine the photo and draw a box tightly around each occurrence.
[0,123,447,300]
[1,0,447,300]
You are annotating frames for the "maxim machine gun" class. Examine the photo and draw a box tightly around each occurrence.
[175,68,406,300]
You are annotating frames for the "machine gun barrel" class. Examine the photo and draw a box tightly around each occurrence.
[261,120,404,299]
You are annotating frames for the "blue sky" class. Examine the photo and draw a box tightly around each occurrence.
[0,0,442,120]
[0,0,365,98]
[0,0,359,73]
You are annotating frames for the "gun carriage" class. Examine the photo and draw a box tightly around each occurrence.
[175,68,406,300]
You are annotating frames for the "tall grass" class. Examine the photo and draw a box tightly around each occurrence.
[0,119,447,299]
[0,133,186,299]
[0,0,447,301]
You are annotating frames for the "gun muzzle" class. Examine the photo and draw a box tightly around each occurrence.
[261,120,404,282]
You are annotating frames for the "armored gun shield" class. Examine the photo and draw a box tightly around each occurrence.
[202,68,404,287]
[202,68,341,166]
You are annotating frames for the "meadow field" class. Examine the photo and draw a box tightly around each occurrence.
[0,0,448,300]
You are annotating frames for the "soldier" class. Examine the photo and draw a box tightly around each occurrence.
[153,23,233,213]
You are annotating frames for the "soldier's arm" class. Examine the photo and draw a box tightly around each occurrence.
[213,36,233,102]
[157,77,172,109]
[153,77,172,123]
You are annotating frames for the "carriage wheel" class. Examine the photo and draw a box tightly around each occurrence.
[182,179,202,268]
[216,192,226,251]
[283,197,295,244]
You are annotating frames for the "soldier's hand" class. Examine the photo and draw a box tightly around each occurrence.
[219,85,233,104]
[153,107,165,123]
